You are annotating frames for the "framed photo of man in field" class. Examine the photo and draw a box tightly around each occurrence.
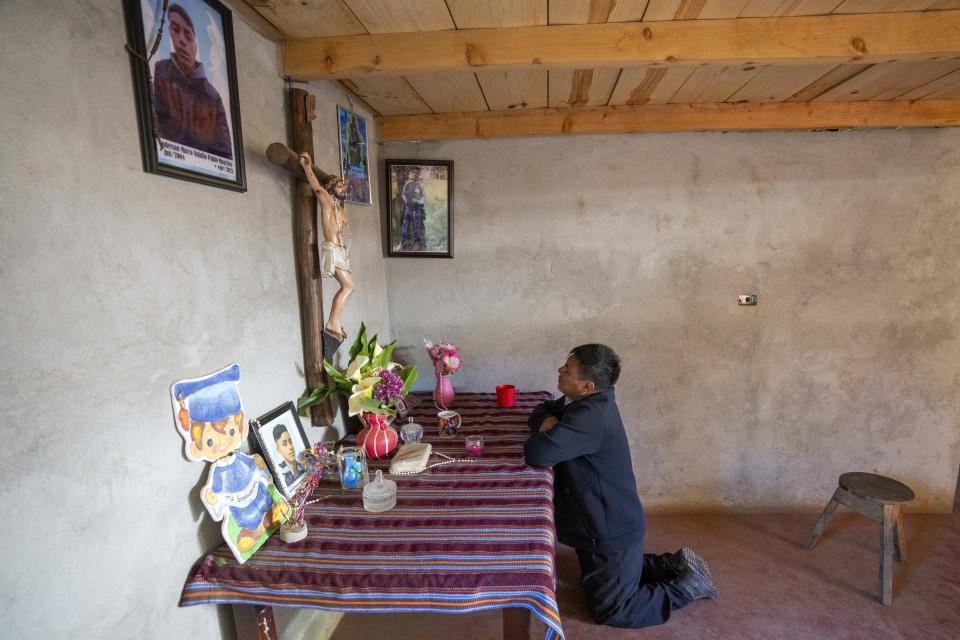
[385,160,453,258]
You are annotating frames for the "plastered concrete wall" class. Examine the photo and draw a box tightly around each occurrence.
[0,1,384,637]
[384,130,960,513]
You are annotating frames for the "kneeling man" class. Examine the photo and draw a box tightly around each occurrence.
[524,344,717,628]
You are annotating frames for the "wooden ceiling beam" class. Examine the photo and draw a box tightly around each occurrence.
[283,10,960,79]
[223,0,284,42]
[376,99,960,141]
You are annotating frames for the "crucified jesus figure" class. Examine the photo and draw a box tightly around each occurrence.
[298,152,353,359]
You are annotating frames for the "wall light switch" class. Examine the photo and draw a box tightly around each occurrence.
[738,294,758,306]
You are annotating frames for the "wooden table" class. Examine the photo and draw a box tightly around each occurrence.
[181,392,565,640]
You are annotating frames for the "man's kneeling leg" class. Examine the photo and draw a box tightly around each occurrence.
[577,543,694,628]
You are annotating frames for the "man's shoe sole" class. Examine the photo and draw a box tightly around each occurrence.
[680,547,718,598]
[680,548,712,581]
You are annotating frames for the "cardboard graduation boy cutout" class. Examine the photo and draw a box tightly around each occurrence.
[172,363,289,563]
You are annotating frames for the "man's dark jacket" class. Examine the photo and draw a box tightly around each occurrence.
[153,58,233,159]
[524,387,645,552]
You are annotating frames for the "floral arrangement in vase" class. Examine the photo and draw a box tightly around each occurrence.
[298,323,417,459]
[425,340,462,409]
[280,442,334,543]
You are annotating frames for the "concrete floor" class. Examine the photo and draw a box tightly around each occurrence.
[330,512,960,640]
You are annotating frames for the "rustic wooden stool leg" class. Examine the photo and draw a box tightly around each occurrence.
[880,505,895,605]
[804,488,842,550]
[893,507,906,562]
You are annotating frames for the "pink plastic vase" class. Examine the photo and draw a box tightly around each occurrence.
[434,374,455,410]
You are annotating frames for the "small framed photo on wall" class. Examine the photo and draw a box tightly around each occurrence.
[338,106,372,205]
[385,159,454,258]
[123,0,246,191]
[249,402,311,499]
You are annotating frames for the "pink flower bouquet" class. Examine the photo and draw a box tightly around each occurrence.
[425,340,463,376]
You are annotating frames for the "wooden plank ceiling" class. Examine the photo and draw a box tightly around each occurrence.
[243,0,960,139]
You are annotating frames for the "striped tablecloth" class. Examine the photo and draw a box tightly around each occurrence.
[181,391,564,640]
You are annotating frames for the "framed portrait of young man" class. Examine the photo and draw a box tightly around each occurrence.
[249,402,311,500]
[123,0,246,191]
[385,159,454,258]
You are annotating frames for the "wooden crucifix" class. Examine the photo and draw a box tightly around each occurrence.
[265,87,347,428]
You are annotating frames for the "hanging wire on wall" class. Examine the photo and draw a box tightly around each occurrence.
[141,0,169,60]
[124,0,169,143]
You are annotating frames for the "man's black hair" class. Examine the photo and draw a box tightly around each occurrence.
[273,423,289,442]
[569,344,621,389]
[168,4,195,33]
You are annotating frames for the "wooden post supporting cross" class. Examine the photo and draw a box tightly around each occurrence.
[265,87,336,428]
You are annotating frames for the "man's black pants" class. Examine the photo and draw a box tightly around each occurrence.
[576,542,694,628]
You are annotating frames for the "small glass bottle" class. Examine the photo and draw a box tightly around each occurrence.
[362,470,397,512]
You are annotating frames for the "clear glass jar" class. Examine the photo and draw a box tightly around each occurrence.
[337,445,369,490]
[400,417,423,443]
[363,470,397,512]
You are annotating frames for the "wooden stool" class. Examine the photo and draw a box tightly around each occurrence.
[804,472,915,605]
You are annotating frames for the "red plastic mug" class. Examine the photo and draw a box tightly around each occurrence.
[496,384,516,407]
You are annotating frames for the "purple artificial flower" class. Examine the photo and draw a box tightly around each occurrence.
[373,369,404,403]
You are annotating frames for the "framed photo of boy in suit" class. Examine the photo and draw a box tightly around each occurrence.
[250,402,311,500]
[123,0,246,191]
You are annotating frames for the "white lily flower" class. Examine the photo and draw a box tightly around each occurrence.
[357,376,380,390]
[348,389,369,416]
[373,343,383,357]
[387,362,401,370]
[345,355,369,380]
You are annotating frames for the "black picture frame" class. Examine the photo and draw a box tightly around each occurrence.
[249,402,311,500]
[385,159,454,258]
[123,0,247,192]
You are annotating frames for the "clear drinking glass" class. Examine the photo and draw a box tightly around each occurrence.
[465,435,484,456]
